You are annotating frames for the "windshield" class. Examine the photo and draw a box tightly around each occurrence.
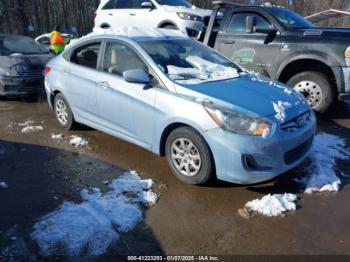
[0,36,49,56]
[267,7,314,29]
[139,39,241,84]
[155,0,192,8]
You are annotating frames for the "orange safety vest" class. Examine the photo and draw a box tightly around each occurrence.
[50,31,65,45]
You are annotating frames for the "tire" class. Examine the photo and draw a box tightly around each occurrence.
[287,71,334,113]
[161,24,177,30]
[165,126,215,185]
[53,93,76,130]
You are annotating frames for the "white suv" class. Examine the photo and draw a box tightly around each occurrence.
[94,0,212,39]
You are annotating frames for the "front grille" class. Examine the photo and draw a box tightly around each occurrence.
[281,110,312,132]
[17,70,43,78]
[284,136,314,165]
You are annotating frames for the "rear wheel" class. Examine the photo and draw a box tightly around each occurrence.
[54,93,76,130]
[165,126,215,185]
[287,71,334,113]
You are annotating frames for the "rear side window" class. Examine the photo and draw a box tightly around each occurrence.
[103,0,116,9]
[71,42,101,69]
[102,42,148,77]
[103,0,132,9]
[132,0,153,8]
[227,12,271,33]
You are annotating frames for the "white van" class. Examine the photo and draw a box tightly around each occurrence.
[94,0,212,39]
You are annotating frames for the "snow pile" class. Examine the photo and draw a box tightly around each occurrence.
[0,181,8,188]
[245,193,297,217]
[51,133,64,140]
[69,136,89,147]
[296,134,350,194]
[17,120,44,134]
[272,101,292,123]
[31,171,158,257]
[168,55,239,84]
[21,126,44,134]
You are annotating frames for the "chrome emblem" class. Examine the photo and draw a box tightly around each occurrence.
[296,116,306,127]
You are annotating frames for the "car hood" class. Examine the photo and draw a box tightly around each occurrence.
[163,5,212,17]
[0,54,53,74]
[177,76,309,121]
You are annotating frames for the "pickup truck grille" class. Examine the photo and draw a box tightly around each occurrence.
[18,70,43,78]
[284,136,313,165]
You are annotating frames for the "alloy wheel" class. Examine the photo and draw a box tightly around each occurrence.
[170,138,202,177]
[55,99,69,126]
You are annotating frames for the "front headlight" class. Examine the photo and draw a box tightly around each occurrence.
[177,12,203,22]
[345,46,350,66]
[204,103,272,137]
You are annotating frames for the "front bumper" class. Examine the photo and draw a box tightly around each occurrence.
[0,76,44,96]
[203,114,317,184]
[177,20,206,39]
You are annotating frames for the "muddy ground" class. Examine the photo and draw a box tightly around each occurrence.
[0,95,350,261]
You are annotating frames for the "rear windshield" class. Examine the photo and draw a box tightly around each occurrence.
[266,7,314,29]
[0,36,49,56]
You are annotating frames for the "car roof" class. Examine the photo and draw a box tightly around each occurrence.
[76,27,190,42]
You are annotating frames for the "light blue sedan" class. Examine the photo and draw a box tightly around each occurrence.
[44,28,316,185]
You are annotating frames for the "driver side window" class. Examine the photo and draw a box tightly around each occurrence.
[228,12,271,33]
[102,42,148,77]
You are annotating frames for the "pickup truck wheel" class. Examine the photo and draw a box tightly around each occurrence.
[54,93,76,130]
[287,71,334,113]
[165,127,215,185]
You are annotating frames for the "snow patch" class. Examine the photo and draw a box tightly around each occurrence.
[69,136,89,147]
[245,193,297,217]
[31,171,157,257]
[18,120,35,127]
[51,133,65,140]
[21,126,44,134]
[168,55,239,84]
[296,133,350,194]
[272,101,292,123]
[0,181,8,188]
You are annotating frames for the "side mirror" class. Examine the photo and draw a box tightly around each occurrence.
[246,16,257,34]
[141,1,154,9]
[123,69,151,84]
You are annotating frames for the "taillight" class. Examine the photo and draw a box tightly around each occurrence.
[44,66,51,75]
[92,11,97,19]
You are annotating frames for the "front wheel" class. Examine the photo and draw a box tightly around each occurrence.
[287,71,335,113]
[165,126,215,185]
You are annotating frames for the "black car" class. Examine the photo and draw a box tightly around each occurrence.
[0,34,53,96]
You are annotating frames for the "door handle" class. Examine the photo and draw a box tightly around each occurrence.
[130,13,136,16]
[63,68,70,74]
[99,81,111,88]
[108,13,113,16]
[223,39,235,44]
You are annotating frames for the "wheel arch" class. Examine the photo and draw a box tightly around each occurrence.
[49,90,62,109]
[157,20,179,29]
[277,56,339,94]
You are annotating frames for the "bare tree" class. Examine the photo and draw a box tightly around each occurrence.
[1,0,350,36]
